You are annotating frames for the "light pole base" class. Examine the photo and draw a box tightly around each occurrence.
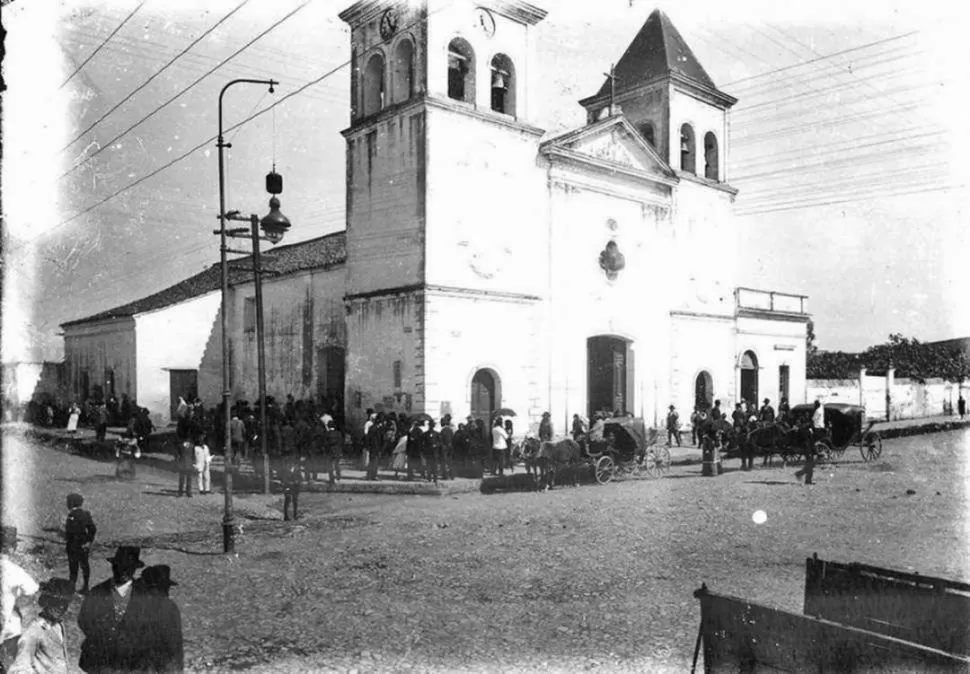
[222,519,236,554]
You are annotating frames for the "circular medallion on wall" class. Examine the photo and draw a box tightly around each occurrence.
[379,8,399,41]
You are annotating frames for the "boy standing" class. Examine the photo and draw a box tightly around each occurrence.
[64,494,97,595]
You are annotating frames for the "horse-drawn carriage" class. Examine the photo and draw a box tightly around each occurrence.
[587,417,669,484]
[789,402,883,463]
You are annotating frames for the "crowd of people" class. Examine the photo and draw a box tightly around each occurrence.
[1,499,183,674]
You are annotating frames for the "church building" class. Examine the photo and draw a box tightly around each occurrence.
[62,1,810,431]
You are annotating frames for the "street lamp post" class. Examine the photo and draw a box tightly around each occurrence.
[216,78,281,554]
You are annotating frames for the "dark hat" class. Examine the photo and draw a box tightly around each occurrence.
[141,565,178,588]
[442,414,452,424]
[67,493,84,508]
[763,398,770,404]
[669,405,675,410]
[107,546,145,569]
[37,578,74,606]
[542,412,550,418]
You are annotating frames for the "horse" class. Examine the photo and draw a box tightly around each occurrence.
[744,421,804,467]
[535,438,584,489]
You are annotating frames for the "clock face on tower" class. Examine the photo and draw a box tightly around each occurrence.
[474,7,496,37]
[379,9,398,40]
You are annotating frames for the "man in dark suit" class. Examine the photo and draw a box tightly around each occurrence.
[65,493,97,594]
[174,441,194,497]
[77,546,146,673]
[128,565,184,673]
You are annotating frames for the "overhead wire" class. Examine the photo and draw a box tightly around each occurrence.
[735,183,964,217]
[39,3,447,244]
[61,0,253,152]
[61,0,312,178]
[60,0,147,89]
[721,31,919,88]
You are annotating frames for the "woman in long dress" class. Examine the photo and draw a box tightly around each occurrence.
[66,403,81,434]
[391,430,408,479]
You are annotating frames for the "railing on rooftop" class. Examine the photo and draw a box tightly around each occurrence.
[735,287,808,314]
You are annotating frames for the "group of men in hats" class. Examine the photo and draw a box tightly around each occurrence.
[77,545,183,673]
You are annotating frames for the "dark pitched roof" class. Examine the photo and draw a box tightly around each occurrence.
[61,231,346,329]
[587,9,720,101]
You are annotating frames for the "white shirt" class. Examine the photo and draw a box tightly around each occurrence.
[812,405,825,429]
[1,556,39,641]
[491,426,508,450]
[113,579,134,599]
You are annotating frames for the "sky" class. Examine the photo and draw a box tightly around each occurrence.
[3,0,969,362]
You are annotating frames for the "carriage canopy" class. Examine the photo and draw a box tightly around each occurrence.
[790,403,866,448]
[602,417,653,457]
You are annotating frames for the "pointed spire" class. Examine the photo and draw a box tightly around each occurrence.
[581,9,733,107]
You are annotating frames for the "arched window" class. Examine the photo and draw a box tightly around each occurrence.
[704,132,719,181]
[393,39,415,104]
[363,52,386,116]
[680,124,696,174]
[638,121,656,148]
[489,53,516,115]
[447,38,475,103]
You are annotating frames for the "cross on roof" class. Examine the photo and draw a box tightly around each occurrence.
[604,63,618,117]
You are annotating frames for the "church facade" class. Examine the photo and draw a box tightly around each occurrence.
[61,1,809,432]
[338,0,808,432]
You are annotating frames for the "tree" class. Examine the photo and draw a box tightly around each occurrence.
[806,320,818,356]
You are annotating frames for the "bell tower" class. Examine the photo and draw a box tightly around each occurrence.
[578,9,737,183]
[338,0,548,425]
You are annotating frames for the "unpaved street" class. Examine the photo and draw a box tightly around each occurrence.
[3,428,967,673]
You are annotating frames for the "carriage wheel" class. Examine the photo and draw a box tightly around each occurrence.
[654,446,671,476]
[594,456,615,484]
[860,432,882,462]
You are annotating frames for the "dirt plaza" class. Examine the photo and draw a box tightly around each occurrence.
[3,427,967,673]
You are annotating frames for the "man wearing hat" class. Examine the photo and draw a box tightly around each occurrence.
[8,578,73,674]
[759,398,776,425]
[64,494,97,595]
[127,566,184,673]
[77,546,145,673]
[439,415,454,480]
[665,405,681,447]
[538,412,553,443]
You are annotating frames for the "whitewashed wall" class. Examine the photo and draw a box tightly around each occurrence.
[135,291,220,426]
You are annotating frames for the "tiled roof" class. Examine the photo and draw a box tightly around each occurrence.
[61,231,346,328]
[587,10,719,101]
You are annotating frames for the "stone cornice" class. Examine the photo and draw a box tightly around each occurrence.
[737,308,811,324]
[674,170,739,196]
[424,96,545,136]
[488,0,548,25]
[543,146,679,189]
[670,309,734,322]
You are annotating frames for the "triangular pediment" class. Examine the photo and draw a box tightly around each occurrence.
[540,116,676,180]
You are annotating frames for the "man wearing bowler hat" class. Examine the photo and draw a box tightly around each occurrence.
[128,565,184,673]
[77,546,145,673]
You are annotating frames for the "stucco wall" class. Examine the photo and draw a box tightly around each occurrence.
[225,266,348,406]
[345,291,422,433]
[63,319,136,403]
[422,289,540,436]
[670,313,737,413]
[345,108,426,295]
[424,105,545,295]
[135,291,221,426]
[808,373,964,420]
[735,314,808,406]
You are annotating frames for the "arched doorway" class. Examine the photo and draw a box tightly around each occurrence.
[587,336,633,418]
[740,350,759,406]
[694,371,713,411]
[470,369,500,435]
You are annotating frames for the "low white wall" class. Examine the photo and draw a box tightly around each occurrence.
[808,372,966,421]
